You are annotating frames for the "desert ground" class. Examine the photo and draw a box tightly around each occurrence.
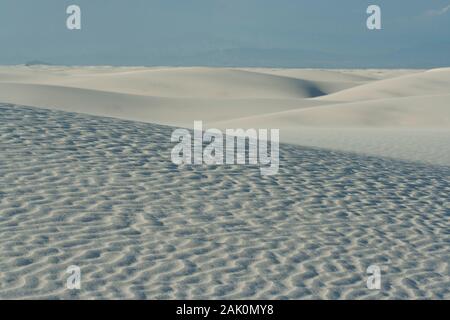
[0,66,449,299]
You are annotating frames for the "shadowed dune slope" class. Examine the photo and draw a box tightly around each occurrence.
[0,67,359,99]
[319,68,450,102]
[0,82,331,127]
[214,94,450,128]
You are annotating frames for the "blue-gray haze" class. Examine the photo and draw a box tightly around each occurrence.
[1,0,449,67]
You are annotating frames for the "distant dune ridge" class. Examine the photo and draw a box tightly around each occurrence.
[0,66,449,165]
[0,67,449,299]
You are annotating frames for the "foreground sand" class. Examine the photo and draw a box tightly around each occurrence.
[1,104,449,299]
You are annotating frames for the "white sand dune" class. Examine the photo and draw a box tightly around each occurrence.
[214,94,450,128]
[0,66,355,98]
[0,66,449,165]
[0,82,330,127]
[239,68,416,82]
[319,67,450,102]
[1,104,449,299]
[0,67,449,299]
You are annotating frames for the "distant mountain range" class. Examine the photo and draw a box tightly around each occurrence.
[24,60,53,67]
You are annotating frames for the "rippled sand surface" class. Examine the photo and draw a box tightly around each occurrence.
[1,104,449,299]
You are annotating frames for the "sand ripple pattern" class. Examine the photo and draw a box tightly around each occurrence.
[0,104,449,299]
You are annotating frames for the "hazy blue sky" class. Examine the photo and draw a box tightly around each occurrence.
[1,0,449,67]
